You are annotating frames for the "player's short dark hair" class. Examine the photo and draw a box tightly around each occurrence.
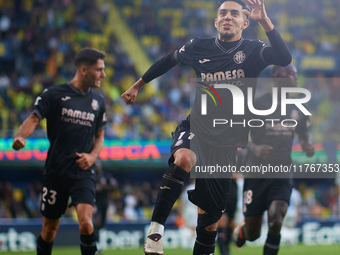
[216,0,251,19]
[74,47,106,68]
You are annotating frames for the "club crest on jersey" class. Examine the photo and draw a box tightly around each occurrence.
[233,51,246,64]
[91,99,99,110]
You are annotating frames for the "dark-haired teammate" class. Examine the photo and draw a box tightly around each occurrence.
[12,47,107,255]
[233,64,314,255]
[121,1,292,254]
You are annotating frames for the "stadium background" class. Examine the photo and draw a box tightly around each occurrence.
[0,0,339,253]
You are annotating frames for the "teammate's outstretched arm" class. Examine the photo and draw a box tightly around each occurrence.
[121,78,145,105]
[121,52,178,105]
[12,114,40,151]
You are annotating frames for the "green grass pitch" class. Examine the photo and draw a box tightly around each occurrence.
[1,245,339,255]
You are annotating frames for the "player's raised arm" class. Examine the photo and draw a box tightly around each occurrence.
[121,52,178,105]
[243,0,274,32]
[12,114,40,151]
[244,0,292,67]
[121,78,145,105]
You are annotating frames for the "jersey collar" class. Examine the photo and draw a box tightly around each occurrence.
[68,82,92,95]
[215,37,244,54]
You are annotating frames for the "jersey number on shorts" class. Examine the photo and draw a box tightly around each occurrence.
[175,131,195,147]
[42,187,57,205]
[243,190,253,213]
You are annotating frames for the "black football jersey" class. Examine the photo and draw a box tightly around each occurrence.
[247,93,310,166]
[174,37,270,148]
[32,83,107,179]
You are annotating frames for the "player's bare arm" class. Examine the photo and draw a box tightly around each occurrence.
[76,129,105,170]
[121,78,146,105]
[12,114,40,151]
[243,0,274,32]
[298,132,315,157]
[247,141,273,159]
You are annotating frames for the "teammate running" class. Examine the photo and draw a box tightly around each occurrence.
[121,1,292,254]
[12,48,107,255]
[233,64,314,255]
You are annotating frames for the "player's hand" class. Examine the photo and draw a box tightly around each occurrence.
[303,142,315,157]
[76,152,97,170]
[12,137,27,151]
[121,87,139,105]
[253,144,273,159]
[243,0,268,23]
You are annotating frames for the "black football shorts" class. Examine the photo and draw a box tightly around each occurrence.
[40,174,96,219]
[242,178,293,217]
[169,119,237,221]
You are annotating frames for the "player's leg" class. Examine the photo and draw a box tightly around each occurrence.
[70,177,97,255]
[245,215,263,240]
[216,208,237,255]
[37,217,60,255]
[223,179,238,254]
[37,175,68,255]
[150,147,195,225]
[94,204,107,253]
[225,216,235,254]
[145,121,196,254]
[234,179,267,248]
[263,200,289,255]
[76,203,97,255]
[263,179,292,255]
[216,213,228,255]
[193,208,220,255]
[145,148,196,254]
[234,214,263,249]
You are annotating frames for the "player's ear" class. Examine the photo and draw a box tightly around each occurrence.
[80,65,87,76]
[214,18,218,29]
[243,19,249,29]
[242,19,249,30]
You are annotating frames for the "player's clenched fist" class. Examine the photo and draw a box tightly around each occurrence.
[121,87,138,105]
[121,78,145,105]
[12,137,27,151]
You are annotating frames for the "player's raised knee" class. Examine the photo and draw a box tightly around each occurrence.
[174,153,191,172]
[246,227,261,241]
[174,149,196,172]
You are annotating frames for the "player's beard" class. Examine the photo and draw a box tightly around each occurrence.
[218,23,243,41]
[84,74,94,89]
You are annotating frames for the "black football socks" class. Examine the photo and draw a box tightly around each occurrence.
[37,235,53,255]
[80,232,97,255]
[263,233,281,255]
[151,163,188,225]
